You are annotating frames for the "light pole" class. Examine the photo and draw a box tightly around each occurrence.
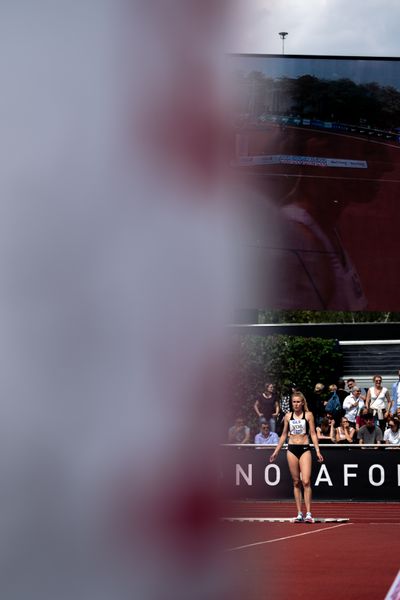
[278,32,288,55]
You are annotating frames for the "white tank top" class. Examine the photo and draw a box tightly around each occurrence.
[369,386,388,410]
[289,411,308,436]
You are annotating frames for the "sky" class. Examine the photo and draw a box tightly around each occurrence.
[233,0,400,57]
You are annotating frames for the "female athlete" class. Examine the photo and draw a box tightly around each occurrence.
[270,391,323,523]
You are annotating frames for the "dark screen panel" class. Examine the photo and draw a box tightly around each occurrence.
[230,54,400,311]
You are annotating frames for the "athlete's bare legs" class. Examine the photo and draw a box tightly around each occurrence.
[287,450,303,514]
[299,450,312,514]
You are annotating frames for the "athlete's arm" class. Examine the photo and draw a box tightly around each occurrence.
[307,412,324,462]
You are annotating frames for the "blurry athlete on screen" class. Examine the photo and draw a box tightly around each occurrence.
[233,116,396,311]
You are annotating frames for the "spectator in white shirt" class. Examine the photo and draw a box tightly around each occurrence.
[346,378,366,401]
[343,387,364,429]
[384,417,400,445]
[366,375,392,432]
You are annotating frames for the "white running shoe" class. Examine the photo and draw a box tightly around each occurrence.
[304,512,314,523]
[294,512,304,523]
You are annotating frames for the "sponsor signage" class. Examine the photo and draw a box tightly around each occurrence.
[233,154,368,168]
[221,446,400,501]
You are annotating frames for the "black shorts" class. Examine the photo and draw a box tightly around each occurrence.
[287,445,311,459]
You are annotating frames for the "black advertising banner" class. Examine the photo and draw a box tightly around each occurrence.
[221,446,400,501]
[229,54,400,312]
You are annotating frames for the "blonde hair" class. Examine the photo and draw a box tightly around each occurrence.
[291,391,309,412]
[328,384,337,393]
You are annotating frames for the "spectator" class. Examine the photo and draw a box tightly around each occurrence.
[366,375,392,432]
[312,382,326,425]
[384,417,400,445]
[343,386,364,430]
[228,416,250,444]
[316,417,336,444]
[346,378,366,402]
[325,384,342,426]
[356,407,369,431]
[357,413,383,445]
[336,416,355,444]
[254,382,280,432]
[276,382,295,435]
[391,369,400,416]
[254,423,279,445]
[336,379,348,412]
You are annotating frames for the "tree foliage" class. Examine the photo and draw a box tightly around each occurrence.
[230,334,343,429]
[258,310,400,323]
[233,69,400,130]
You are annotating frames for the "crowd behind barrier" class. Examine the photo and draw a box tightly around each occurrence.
[228,373,400,447]
[225,373,400,506]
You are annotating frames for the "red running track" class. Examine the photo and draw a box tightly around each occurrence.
[221,501,400,599]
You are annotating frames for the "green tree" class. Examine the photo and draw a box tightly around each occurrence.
[230,334,343,429]
[258,310,400,323]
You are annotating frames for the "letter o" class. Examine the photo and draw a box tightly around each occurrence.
[264,464,280,486]
[369,464,385,487]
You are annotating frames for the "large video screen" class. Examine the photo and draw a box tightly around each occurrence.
[230,54,400,311]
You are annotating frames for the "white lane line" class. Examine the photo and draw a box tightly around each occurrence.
[384,569,400,600]
[226,522,351,552]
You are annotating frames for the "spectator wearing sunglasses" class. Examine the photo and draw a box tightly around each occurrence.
[336,417,355,444]
[343,386,364,430]
[366,375,392,432]
[254,423,279,445]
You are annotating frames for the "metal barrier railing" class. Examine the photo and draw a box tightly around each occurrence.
[221,443,400,448]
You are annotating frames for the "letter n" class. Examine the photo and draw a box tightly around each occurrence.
[236,464,252,486]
